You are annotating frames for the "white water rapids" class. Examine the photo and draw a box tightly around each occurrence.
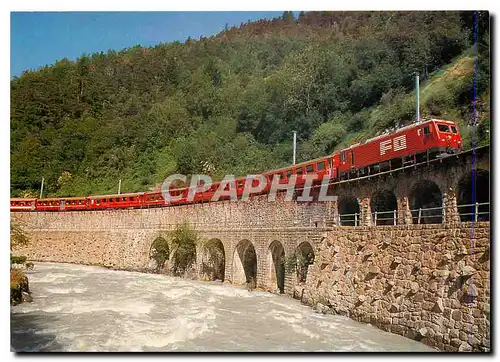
[11,262,435,352]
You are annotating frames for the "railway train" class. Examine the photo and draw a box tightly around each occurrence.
[10,118,462,212]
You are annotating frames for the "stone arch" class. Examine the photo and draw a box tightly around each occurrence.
[266,240,285,293]
[149,236,170,273]
[232,239,257,287]
[457,169,490,221]
[296,241,315,283]
[409,180,443,224]
[371,190,398,225]
[200,238,225,281]
[338,195,360,226]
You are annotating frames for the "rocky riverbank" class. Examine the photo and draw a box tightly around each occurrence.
[10,268,33,305]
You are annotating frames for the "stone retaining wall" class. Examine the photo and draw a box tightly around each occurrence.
[298,223,490,352]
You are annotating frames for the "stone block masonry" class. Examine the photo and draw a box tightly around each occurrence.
[300,223,490,352]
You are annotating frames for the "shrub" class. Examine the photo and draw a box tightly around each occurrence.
[10,221,29,250]
[150,237,170,273]
[11,255,27,265]
[169,222,199,276]
[10,269,29,305]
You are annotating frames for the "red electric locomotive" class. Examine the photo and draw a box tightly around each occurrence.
[335,119,462,179]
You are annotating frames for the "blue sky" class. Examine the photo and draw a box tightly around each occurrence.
[10,11,289,77]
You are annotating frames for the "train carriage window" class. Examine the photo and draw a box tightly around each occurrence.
[437,124,450,133]
[296,168,303,175]
[451,126,458,134]
[423,126,430,135]
[341,151,346,162]
[351,151,355,165]
[286,170,292,179]
[306,164,314,173]
[317,162,325,171]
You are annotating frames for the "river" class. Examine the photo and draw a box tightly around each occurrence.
[11,262,435,352]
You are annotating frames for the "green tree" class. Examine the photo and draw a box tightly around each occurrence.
[169,222,199,276]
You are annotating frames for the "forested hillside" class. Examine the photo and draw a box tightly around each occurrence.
[10,11,490,197]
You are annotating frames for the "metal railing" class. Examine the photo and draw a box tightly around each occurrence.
[411,205,443,225]
[335,202,490,227]
[372,210,398,226]
[457,202,490,222]
[338,212,360,226]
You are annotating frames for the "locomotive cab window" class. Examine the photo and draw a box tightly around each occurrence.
[317,162,325,171]
[296,168,303,175]
[286,170,292,179]
[437,124,450,133]
[451,126,458,134]
[423,126,430,135]
[340,152,346,162]
[351,151,355,164]
[306,164,314,173]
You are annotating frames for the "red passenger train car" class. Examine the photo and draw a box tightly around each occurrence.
[10,118,463,212]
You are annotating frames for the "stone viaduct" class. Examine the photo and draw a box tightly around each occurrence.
[11,146,490,352]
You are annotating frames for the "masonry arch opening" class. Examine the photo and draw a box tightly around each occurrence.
[410,180,443,224]
[201,238,225,282]
[338,196,360,226]
[266,240,285,293]
[232,239,257,288]
[457,169,490,221]
[296,241,315,284]
[371,190,398,225]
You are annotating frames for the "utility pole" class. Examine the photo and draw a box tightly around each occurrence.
[415,72,420,122]
[39,177,44,199]
[118,179,122,195]
[292,131,297,165]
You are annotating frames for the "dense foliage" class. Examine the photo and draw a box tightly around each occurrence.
[169,222,198,276]
[150,236,170,273]
[10,11,490,197]
[10,221,32,305]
